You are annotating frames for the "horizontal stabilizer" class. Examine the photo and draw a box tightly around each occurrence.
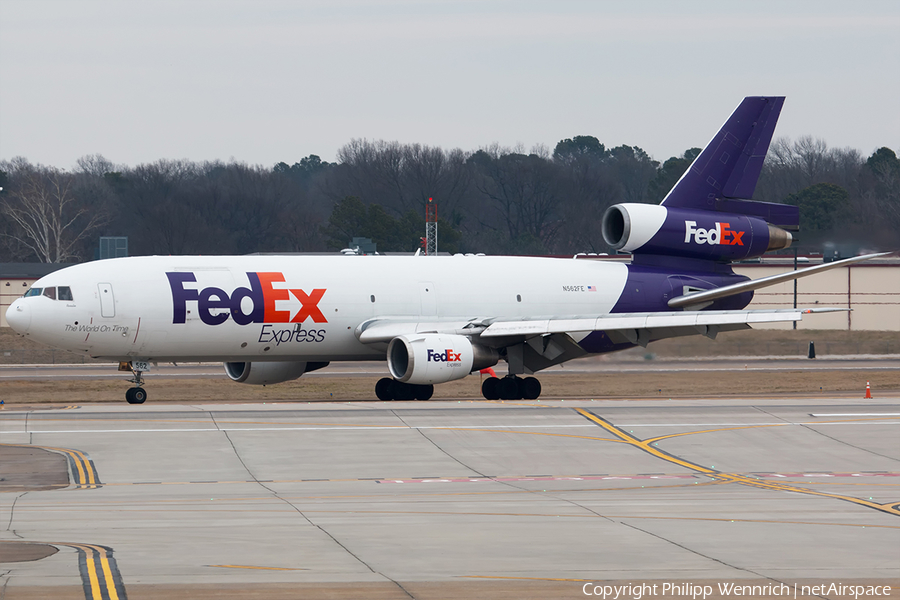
[714,198,800,230]
[668,252,892,309]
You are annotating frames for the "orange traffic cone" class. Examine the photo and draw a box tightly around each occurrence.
[864,381,872,399]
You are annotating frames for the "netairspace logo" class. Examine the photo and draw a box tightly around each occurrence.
[581,581,893,599]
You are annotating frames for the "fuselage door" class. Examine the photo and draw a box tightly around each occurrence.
[98,283,116,318]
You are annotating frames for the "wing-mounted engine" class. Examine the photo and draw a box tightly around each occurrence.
[224,361,329,385]
[387,334,499,385]
[601,203,792,263]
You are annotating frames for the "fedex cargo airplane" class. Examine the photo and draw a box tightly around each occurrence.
[5,97,887,404]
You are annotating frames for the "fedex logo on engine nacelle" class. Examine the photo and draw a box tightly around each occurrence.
[684,221,745,246]
[167,272,327,326]
[427,349,462,362]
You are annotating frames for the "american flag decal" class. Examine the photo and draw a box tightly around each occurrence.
[587,285,597,292]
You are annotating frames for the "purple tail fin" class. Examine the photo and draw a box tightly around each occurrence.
[662,96,785,210]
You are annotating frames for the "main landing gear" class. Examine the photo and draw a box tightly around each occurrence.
[375,378,434,401]
[481,375,541,400]
[372,376,543,401]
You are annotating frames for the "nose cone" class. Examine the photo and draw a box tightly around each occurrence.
[6,299,31,334]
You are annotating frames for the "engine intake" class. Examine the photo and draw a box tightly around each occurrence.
[387,334,498,385]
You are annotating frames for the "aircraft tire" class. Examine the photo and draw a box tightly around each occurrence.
[481,377,500,400]
[498,377,521,401]
[126,387,147,404]
[414,384,434,401]
[375,378,394,401]
[390,380,416,401]
[521,377,541,400]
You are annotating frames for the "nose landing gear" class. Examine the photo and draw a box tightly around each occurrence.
[125,386,147,404]
[120,361,148,404]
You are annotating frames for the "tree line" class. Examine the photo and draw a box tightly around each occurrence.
[1,136,898,263]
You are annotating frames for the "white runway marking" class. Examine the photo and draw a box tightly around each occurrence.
[618,421,900,427]
[810,413,900,417]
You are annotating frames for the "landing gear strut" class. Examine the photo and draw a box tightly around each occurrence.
[482,375,541,400]
[375,378,434,401]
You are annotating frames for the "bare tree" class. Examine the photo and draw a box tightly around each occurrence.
[468,146,564,251]
[333,139,472,219]
[113,159,200,255]
[609,145,658,204]
[0,159,108,262]
[75,154,118,177]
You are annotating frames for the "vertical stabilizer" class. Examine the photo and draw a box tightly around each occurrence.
[662,96,784,209]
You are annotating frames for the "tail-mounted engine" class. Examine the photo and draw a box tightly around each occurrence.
[601,203,792,262]
[388,334,499,385]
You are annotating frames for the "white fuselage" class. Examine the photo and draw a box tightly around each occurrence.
[8,255,630,362]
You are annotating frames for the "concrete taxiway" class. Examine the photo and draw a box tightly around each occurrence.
[1,397,898,599]
[1,356,898,381]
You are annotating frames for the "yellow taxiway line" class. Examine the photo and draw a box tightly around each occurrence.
[574,408,900,517]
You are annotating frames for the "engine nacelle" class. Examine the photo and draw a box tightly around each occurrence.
[387,334,499,385]
[601,203,791,262]
[224,361,328,385]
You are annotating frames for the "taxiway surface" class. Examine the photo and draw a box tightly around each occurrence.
[1,356,898,381]
[1,397,898,599]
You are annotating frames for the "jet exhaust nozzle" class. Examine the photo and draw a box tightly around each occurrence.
[766,225,792,251]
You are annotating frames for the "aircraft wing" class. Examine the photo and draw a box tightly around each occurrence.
[478,307,844,340]
[355,307,844,373]
[356,319,491,344]
[357,307,844,346]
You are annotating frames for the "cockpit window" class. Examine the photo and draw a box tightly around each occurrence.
[23,286,74,300]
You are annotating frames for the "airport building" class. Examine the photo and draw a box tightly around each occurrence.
[734,256,899,331]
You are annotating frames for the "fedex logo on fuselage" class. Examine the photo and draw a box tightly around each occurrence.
[427,349,462,362]
[166,272,327,326]
[684,221,745,246]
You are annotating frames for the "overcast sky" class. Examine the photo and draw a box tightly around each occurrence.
[1,0,898,170]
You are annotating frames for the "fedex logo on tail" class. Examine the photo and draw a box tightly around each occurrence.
[427,349,462,362]
[684,221,745,246]
[167,272,327,325]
